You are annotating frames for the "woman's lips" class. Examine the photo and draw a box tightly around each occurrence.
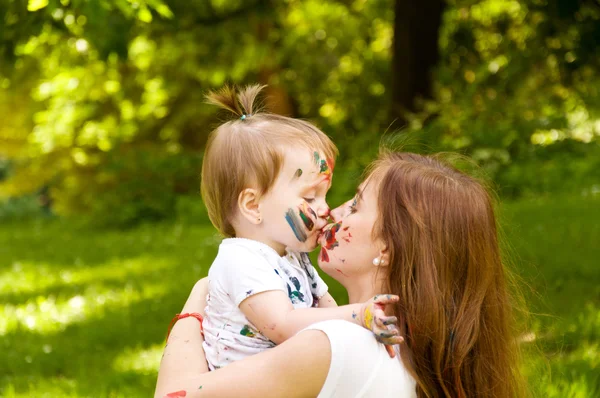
[318,222,342,246]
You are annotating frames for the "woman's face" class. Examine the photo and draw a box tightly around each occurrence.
[317,177,384,281]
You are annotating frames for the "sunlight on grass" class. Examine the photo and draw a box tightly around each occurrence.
[0,257,172,335]
[0,255,171,295]
[112,344,164,375]
[0,281,168,335]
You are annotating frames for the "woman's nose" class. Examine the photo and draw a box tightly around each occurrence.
[330,205,344,222]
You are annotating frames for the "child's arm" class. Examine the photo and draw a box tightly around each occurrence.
[239,291,401,346]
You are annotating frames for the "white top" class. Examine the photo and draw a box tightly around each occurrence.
[304,320,417,398]
[203,238,328,369]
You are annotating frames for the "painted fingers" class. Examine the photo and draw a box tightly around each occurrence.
[362,295,404,358]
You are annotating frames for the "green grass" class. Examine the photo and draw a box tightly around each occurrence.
[0,195,599,397]
[500,195,600,397]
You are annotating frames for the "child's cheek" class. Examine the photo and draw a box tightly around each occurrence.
[284,201,319,243]
[299,202,317,232]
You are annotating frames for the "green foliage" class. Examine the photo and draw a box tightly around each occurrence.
[0,195,43,220]
[414,0,600,195]
[0,0,599,223]
[0,195,599,396]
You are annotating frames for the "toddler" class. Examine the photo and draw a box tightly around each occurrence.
[200,85,401,369]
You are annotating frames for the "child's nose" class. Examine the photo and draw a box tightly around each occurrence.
[317,205,330,219]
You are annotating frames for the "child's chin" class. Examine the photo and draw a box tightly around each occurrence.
[288,238,318,253]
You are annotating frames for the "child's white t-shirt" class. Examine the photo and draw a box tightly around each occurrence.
[202,238,328,370]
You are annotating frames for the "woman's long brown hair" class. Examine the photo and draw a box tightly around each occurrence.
[371,152,524,397]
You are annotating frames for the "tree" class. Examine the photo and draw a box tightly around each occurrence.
[391,0,446,123]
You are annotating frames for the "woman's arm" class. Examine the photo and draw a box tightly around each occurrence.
[155,329,331,398]
[155,278,210,396]
[318,292,338,308]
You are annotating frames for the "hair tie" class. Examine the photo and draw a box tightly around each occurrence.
[240,114,247,120]
[240,114,252,121]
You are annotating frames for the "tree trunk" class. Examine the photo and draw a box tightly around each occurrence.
[256,9,297,117]
[391,0,446,124]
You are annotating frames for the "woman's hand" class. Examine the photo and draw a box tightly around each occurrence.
[358,294,404,357]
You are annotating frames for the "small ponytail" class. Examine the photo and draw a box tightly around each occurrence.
[205,84,266,119]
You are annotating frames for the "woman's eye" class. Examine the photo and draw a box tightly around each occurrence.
[349,198,357,214]
[303,198,316,204]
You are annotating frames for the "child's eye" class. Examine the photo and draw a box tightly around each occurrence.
[303,198,316,204]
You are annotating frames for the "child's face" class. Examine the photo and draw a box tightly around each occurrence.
[259,148,333,253]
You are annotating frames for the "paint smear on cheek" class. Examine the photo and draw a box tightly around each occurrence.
[319,247,329,262]
[299,202,315,231]
[165,391,187,398]
[335,268,348,277]
[285,208,308,242]
[324,223,341,250]
[313,151,334,180]
[319,222,341,262]
[342,232,353,243]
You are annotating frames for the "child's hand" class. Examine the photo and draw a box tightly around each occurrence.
[358,295,404,358]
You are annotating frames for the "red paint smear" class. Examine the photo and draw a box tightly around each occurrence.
[165,391,187,398]
[324,223,341,250]
[342,237,351,243]
[335,268,348,277]
[327,158,335,174]
[320,247,329,262]
[342,226,350,231]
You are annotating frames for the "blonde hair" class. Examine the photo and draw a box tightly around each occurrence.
[201,84,338,237]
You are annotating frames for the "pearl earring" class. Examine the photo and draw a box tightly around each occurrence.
[372,257,381,266]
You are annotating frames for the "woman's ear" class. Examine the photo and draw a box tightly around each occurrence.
[238,188,262,224]
[379,246,390,267]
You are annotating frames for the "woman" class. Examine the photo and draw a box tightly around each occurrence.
[155,151,523,397]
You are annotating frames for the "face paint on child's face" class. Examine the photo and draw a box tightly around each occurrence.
[284,210,306,243]
[313,151,334,181]
[256,149,333,254]
[285,201,319,243]
[299,201,317,231]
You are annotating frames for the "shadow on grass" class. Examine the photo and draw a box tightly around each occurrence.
[0,220,218,397]
[1,279,206,397]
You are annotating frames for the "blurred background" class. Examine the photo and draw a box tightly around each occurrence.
[0,0,599,396]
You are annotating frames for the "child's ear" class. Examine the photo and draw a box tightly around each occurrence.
[238,188,262,224]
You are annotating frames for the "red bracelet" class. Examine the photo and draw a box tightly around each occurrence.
[166,312,204,341]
